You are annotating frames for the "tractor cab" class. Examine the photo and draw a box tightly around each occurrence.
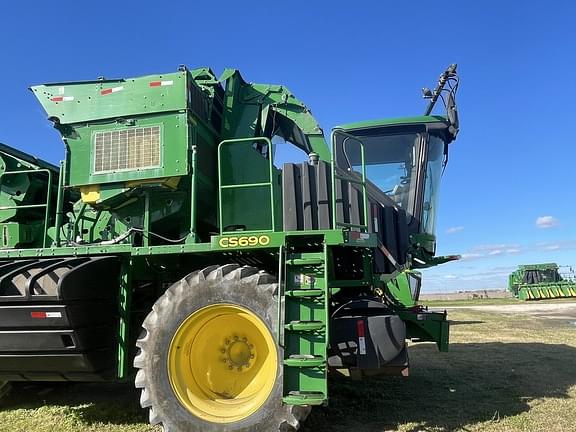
[329,65,459,272]
[329,115,458,274]
[333,116,456,237]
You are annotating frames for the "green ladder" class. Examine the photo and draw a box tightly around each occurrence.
[281,245,329,406]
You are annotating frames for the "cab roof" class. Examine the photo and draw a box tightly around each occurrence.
[335,115,448,132]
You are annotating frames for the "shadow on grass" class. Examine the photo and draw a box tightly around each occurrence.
[1,343,575,431]
[0,382,148,426]
[449,320,485,326]
[303,342,576,432]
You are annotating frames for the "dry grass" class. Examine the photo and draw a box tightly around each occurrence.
[1,308,575,432]
[303,310,576,432]
[421,297,576,307]
[0,382,155,432]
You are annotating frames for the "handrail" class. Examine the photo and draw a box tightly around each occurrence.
[277,244,285,346]
[0,168,53,247]
[217,137,275,233]
[330,129,369,232]
[54,160,65,246]
[188,145,199,242]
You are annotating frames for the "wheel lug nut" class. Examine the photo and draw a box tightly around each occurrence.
[242,337,247,342]
[250,354,254,359]
[234,336,239,341]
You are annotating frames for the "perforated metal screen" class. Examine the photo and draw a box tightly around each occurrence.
[93,126,161,173]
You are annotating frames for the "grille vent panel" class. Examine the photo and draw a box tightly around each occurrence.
[93,126,161,173]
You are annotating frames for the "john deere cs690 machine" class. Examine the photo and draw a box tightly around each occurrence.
[0,65,460,431]
[508,263,576,300]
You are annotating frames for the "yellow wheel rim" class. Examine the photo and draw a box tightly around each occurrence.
[167,304,278,423]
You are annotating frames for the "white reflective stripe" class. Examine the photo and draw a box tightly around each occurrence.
[46,312,62,318]
[358,337,366,355]
[62,96,74,102]
[160,80,173,86]
[111,86,124,93]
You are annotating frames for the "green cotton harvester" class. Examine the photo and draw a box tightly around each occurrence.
[508,263,576,300]
[0,65,460,431]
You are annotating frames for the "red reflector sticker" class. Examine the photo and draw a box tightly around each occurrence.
[100,86,124,96]
[149,80,173,87]
[356,319,365,337]
[357,319,367,355]
[31,311,62,319]
[51,96,74,102]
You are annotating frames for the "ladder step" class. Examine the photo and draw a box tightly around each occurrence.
[287,252,324,260]
[286,252,325,266]
[284,355,325,368]
[287,258,324,266]
[285,289,324,298]
[282,247,328,403]
[283,391,326,406]
[285,321,325,332]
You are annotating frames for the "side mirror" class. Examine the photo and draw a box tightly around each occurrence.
[447,92,459,137]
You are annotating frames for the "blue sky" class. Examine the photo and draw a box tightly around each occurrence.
[1,1,575,292]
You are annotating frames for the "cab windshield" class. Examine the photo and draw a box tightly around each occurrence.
[335,128,446,235]
[338,132,422,217]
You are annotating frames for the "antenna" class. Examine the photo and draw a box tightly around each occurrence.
[423,64,458,116]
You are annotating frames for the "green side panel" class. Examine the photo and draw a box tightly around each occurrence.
[0,222,44,248]
[400,310,450,352]
[385,271,418,307]
[117,258,131,379]
[63,113,189,186]
[0,145,59,248]
[220,142,273,186]
[30,72,187,125]
[221,186,274,231]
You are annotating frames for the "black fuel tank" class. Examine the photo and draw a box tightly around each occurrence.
[0,256,120,381]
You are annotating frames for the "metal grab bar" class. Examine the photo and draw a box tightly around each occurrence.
[330,130,369,232]
[217,137,276,233]
[0,168,53,247]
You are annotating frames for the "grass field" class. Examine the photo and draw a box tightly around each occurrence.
[1,306,575,432]
[422,297,576,307]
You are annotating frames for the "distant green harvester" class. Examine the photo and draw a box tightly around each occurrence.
[508,263,576,300]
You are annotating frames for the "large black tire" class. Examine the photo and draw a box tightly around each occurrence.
[134,264,311,432]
